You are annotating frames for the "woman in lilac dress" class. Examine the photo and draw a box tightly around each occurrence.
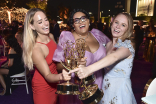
[53,9,110,104]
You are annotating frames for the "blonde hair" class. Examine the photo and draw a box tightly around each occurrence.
[23,8,45,70]
[112,12,133,41]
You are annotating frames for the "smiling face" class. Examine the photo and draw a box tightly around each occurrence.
[111,14,128,39]
[30,11,49,35]
[73,12,90,34]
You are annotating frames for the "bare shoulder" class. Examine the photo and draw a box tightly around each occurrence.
[106,41,112,48]
[9,48,16,54]
[49,33,54,39]
[32,44,43,58]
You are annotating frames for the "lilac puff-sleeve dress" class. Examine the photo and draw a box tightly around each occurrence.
[53,28,110,104]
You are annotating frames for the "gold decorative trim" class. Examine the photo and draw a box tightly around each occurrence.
[89,90,104,104]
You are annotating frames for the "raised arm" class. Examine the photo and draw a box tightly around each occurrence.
[70,46,132,79]
[32,47,70,83]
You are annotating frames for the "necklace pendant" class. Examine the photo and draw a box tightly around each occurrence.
[77,32,89,40]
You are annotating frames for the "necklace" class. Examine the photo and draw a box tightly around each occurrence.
[78,32,89,40]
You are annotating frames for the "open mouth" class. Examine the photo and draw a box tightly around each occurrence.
[79,25,85,29]
[43,27,49,31]
[114,29,120,33]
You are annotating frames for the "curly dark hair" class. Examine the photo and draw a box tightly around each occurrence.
[2,29,11,38]
[4,35,22,56]
[69,9,90,29]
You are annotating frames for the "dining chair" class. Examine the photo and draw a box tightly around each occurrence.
[10,66,31,94]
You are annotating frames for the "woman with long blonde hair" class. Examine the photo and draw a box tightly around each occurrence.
[22,8,70,104]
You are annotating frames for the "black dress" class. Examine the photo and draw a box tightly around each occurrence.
[8,54,25,76]
[5,54,25,95]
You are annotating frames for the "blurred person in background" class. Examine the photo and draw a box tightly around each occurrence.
[134,20,144,60]
[145,19,156,37]
[52,18,60,43]
[0,35,24,95]
[11,21,18,36]
[97,19,104,32]
[15,28,24,47]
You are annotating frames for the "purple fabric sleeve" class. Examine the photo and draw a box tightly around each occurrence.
[53,31,75,62]
[91,28,110,45]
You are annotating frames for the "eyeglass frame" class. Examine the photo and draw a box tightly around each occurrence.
[73,16,88,24]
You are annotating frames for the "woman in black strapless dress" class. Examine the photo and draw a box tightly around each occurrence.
[0,34,24,95]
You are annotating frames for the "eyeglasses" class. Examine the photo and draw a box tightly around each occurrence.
[73,16,87,24]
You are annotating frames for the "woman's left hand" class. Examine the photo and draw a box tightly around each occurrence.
[69,65,91,79]
[61,69,71,81]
